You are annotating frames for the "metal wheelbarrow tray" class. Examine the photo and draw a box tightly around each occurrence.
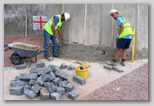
[8,42,40,67]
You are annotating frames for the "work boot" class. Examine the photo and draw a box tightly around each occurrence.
[44,56,48,59]
[53,54,59,58]
[106,59,117,66]
[121,59,126,66]
[44,56,51,61]
[53,54,63,58]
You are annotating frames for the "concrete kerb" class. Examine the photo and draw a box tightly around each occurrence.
[4,58,148,100]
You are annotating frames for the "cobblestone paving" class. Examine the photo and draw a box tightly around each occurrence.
[81,63,148,100]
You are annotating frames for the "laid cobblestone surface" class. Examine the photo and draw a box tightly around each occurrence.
[59,43,148,61]
[81,63,148,100]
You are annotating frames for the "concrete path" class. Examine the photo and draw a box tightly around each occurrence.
[3,58,148,100]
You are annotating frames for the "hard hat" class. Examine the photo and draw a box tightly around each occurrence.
[63,12,70,21]
[110,9,118,15]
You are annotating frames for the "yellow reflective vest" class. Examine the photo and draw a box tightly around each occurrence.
[44,15,63,36]
[116,16,134,39]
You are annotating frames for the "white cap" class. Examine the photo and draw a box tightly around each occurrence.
[110,9,118,15]
[63,12,70,21]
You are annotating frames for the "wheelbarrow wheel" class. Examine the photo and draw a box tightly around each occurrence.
[10,52,22,65]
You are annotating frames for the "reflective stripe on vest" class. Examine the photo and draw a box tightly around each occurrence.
[116,16,134,39]
[43,15,63,36]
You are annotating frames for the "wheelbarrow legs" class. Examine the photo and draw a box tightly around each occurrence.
[23,56,37,68]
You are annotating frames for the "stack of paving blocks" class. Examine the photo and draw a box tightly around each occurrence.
[9,61,79,100]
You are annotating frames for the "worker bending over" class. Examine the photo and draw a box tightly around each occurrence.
[43,12,70,60]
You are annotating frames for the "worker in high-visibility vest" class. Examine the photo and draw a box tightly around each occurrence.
[43,12,70,60]
[107,9,134,66]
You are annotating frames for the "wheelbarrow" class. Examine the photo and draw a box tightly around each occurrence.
[7,42,52,68]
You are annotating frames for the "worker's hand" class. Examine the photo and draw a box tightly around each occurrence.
[61,36,64,40]
[53,34,56,38]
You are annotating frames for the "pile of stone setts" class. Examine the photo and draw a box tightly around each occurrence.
[9,62,86,100]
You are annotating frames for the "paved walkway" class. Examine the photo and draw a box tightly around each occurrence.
[4,58,148,100]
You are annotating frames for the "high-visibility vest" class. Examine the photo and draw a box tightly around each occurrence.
[44,15,63,36]
[116,16,134,39]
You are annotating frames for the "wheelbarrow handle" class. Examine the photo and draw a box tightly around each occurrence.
[37,49,45,55]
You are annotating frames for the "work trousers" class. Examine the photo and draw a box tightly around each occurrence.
[43,29,58,57]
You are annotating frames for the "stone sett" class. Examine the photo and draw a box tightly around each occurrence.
[41,66,52,76]
[42,74,52,82]
[67,91,79,100]
[36,61,45,68]
[18,73,38,80]
[24,84,31,91]
[36,68,43,76]
[58,79,63,87]
[55,70,69,80]
[104,65,113,70]
[29,79,36,86]
[16,64,27,70]
[16,79,29,86]
[44,82,53,88]
[40,87,50,100]
[52,66,61,74]
[48,64,56,71]
[50,92,61,100]
[36,76,44,86]
[56,87,65,95]
[68,65,74,70]
[30,66,38,73]
[52,77,61,86]
[31,84,42,94]
[112,66,124,73]
[15,76,19,80]
[65,83,74,92]
[48,57,54,61]
[10,80,20,87]
[73,75,86,85]
[9,86,23,95]
[24,89,37,99]
[61,81,68,87]
[49,71,56,80]
[60,63,67,69]
[47,83,57,94]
